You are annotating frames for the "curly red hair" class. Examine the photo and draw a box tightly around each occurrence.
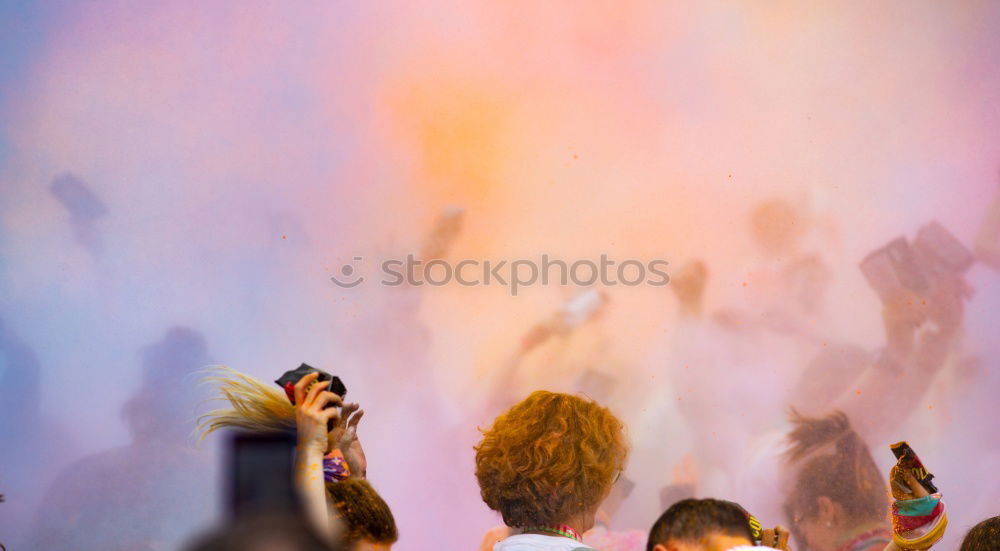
[474,391,628,527]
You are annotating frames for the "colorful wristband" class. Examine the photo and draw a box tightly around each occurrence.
[891,494,947,550]
[323,449,351,482]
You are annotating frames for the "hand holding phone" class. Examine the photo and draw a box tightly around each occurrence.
[291,371,343,452]
[276,363,347,433]
[889,441,937,497]
[888,441,947,550]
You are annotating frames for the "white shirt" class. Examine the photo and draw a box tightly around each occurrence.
[493,534,594,551]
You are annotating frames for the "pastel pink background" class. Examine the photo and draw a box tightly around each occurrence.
[1,2,998,550]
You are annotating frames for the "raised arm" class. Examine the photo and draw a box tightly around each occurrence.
[292,372,342,540]
[832,275,964,445]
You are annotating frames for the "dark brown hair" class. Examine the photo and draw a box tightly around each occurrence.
[326,479,398,545]
[647,498,754,551]
[960,516,1000,551]
[783,410,886,524]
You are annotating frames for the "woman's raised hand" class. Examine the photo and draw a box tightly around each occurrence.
[294,371,342,453]
[330,402,367,478]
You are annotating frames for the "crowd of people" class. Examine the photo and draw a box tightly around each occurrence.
[182,187,1000,551]
[3,185,1000,550]
[186,371,995,551]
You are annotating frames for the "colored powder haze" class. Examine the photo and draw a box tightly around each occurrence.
[1,2,999,550]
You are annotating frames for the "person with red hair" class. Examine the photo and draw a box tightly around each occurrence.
[475,390,629,550]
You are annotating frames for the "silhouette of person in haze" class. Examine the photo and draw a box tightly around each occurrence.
[0,318,76,549]
[26,326,217,551]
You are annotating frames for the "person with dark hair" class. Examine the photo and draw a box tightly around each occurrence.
[646,498,779,551]
[782,410,889,551]
[960,516,1000,551]
[475,390,629,550]
[326,479,397,550]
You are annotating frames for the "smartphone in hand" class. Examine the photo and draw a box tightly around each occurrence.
[890,440,938,495]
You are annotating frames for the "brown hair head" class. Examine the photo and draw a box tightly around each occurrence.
[783,410,886,525]
[960,516,1000,551]
[474,390,628,527]
[326,479,398,545]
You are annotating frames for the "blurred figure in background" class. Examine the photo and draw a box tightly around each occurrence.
[338,206,465,395]
[716,197,836,337]
[0,318,77,548]
[485,288,613,415]
[656,258,795,524]
[788,266,967,443]
[659,217,968,524]
[334,206,487,548]
[25,326,216,550]
[648,199,840,526]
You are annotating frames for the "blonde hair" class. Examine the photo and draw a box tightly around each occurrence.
[198,365,296,437]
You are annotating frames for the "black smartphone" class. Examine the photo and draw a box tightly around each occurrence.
[227,431,299,518]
